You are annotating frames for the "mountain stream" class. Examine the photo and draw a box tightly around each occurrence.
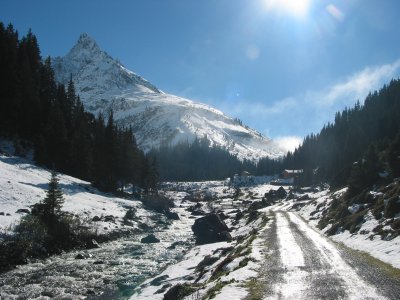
[0,197,195,299]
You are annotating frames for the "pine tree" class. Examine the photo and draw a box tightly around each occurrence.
[147,157,159,193]
[35,170,65,225]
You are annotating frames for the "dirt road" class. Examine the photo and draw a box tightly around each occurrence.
[258,211,400,299]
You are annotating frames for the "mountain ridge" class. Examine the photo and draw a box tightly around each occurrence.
[52,34,283,160]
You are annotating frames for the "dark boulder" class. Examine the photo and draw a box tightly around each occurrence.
[163,284,194,300]
[249,199,270,211]
[298,194,310,201]
[92,216,101,222]
[138,223,151,231]
[16,208,30,214]
[276,186,287,199]
[165,211,180,220]
[141,234,160,243]
[104,215,115,222]
[192,213,232,245]
[75,253,86,259]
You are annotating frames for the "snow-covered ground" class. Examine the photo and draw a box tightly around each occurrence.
[330,213,400,269]
[131,182,285,299]
[294,187,400,269]
[132,214,271,300]
[0,153,145,235]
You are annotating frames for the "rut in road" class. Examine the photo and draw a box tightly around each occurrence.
[260,211,386,300]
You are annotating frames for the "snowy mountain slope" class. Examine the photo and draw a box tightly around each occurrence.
[52,34,283,160]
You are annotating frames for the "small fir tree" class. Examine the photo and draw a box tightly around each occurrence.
[36,170,64,224]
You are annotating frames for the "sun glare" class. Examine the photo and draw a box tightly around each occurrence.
[264,0,311,18]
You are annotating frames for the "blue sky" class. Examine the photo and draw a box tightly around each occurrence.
[1,0,400,150]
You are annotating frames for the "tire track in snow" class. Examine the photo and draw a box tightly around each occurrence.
[266,212,309,299]
[288,212,386,300]
[283,212,347,299]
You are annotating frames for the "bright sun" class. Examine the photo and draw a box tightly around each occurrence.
[264,0,311,18]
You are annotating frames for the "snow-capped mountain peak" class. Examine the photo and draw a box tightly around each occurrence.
[53,34,283,160]
[66,33,103,61]
[53,34,160,97]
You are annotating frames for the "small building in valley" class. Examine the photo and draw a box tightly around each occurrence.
[281,169,303,179]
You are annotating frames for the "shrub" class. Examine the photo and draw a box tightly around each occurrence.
[14,214,49,258]
[124,207,136,220]
[384,197,400,218]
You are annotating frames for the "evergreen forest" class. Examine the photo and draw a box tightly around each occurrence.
[276,79,400,190]
[0,23,157,193]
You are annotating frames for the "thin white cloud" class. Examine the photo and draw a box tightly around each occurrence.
[274,136,303,153]
[224,59,400,118]
[216,58,400,140]
[223,97,297,116]
[313,59,400,107]
[263,97,297,113]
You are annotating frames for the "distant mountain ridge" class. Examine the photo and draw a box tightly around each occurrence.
[53,34,283,160]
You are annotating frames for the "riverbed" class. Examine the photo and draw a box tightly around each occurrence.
[0,194,195,299]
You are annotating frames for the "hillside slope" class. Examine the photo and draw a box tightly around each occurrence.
[0,144,143,233]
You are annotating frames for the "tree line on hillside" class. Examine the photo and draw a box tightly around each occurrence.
[0,23,157,193]
[282,79,400,190]
[148,137,262,181]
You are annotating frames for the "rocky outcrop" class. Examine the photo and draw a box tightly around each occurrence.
[165,211,180,220]
[192,213,232,245]
[276,186,288,198]
[141,234,160,244]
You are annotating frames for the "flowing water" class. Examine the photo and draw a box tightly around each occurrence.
[0,201,195,299]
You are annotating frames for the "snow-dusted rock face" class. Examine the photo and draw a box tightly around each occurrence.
[53,34,283,160]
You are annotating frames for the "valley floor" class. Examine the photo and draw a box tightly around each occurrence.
[1,151,400,299]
